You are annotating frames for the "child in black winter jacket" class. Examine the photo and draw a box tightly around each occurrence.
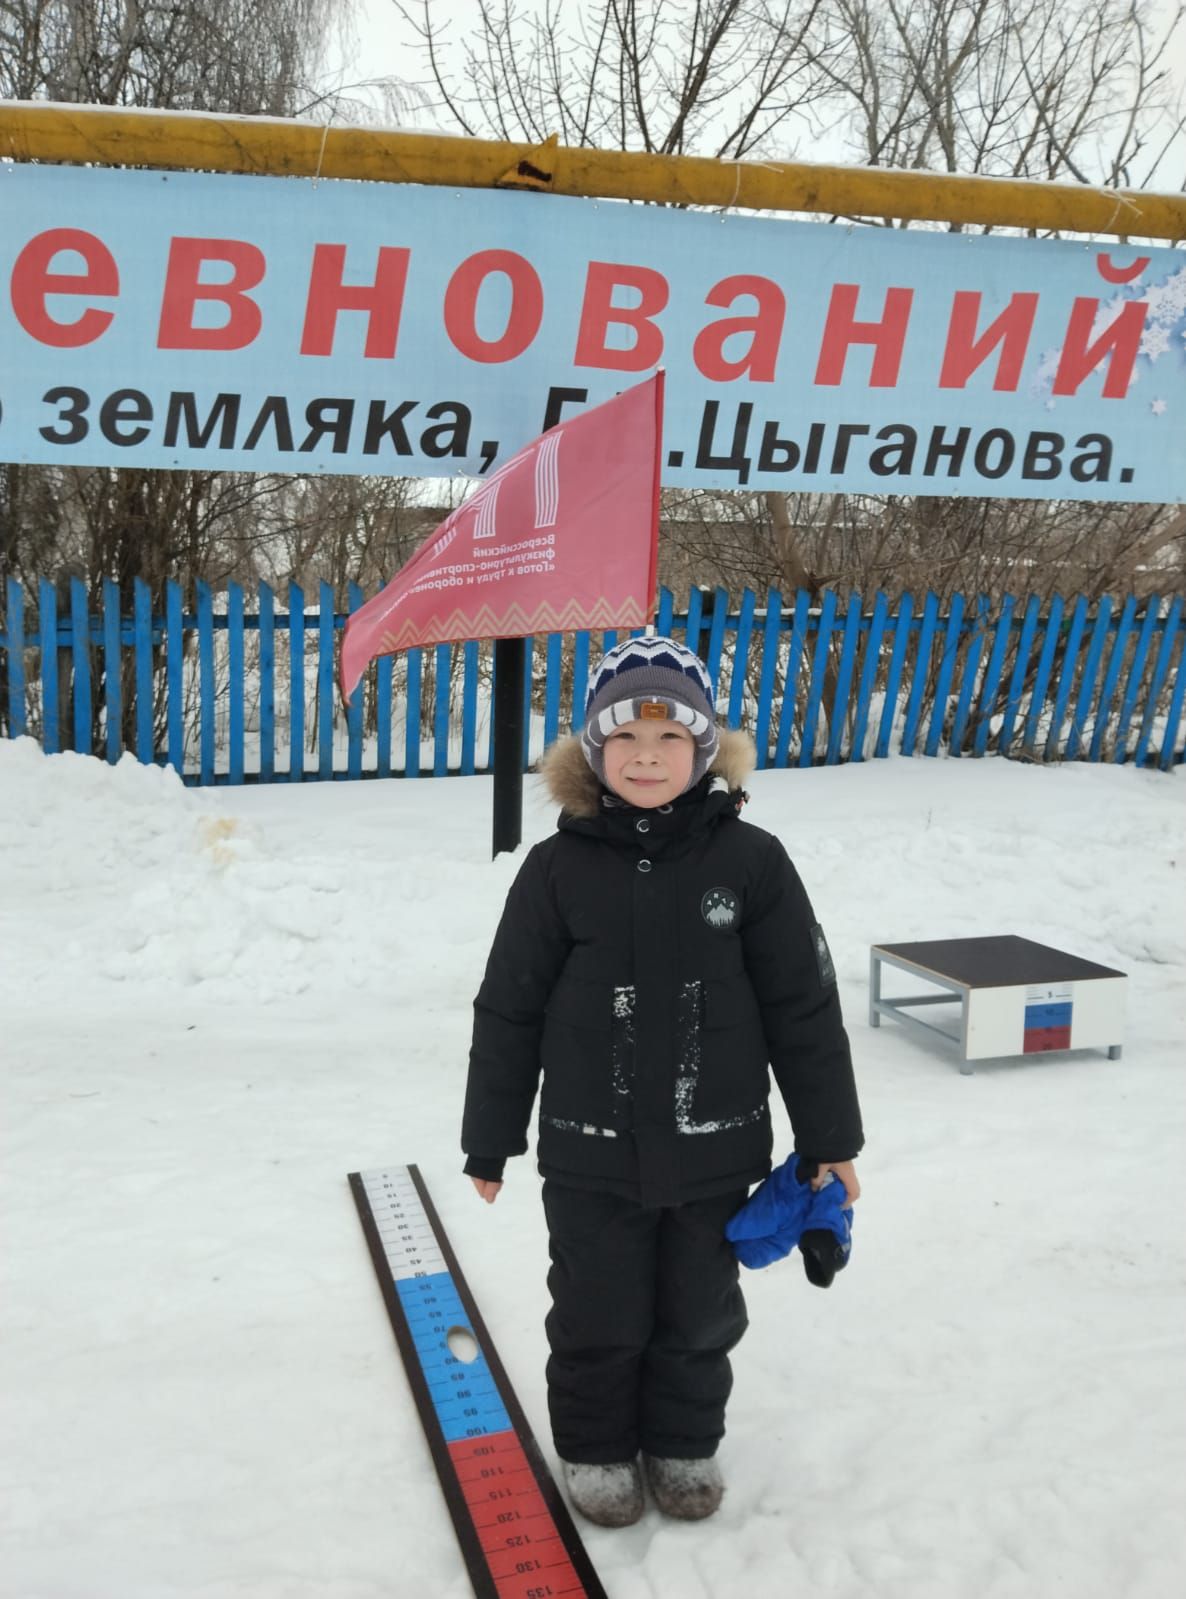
[462,636,863,1527]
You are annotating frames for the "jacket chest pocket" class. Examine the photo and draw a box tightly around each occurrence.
[675,979,768,1131]
[540,983,635,1133]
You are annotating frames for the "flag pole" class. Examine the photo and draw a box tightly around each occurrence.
[491,636,526,859]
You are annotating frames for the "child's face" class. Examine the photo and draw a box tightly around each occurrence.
[602,718,697,807]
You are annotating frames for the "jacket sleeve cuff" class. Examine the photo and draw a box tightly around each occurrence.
[464,1154,507,1183]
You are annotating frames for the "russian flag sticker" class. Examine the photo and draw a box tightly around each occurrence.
[1024,983,1074,1053]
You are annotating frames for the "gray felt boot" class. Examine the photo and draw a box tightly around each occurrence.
[643,1454,724,1520]
[562,1459,645,1528]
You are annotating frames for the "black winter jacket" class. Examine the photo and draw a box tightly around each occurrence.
[462,731,864,1209]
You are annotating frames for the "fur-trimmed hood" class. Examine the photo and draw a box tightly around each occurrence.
[538,727,757,820]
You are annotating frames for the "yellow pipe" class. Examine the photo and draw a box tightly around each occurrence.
[1,100,1182,242]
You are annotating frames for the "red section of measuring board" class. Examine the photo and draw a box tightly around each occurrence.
[451,1432,586,1598]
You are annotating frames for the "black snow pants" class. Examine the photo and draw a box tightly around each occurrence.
[541,1181,749,1465]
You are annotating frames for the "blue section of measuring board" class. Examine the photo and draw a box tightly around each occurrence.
[396,1272,512,1443]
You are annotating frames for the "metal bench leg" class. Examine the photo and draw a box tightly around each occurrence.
[959,993,974,1074]
[869,951,881,1027]
[1108,1045,1122,1060]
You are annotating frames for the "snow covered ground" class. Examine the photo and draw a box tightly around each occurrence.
[2,735,1183,1599]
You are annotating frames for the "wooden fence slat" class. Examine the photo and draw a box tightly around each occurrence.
[655,586,675,638]
[405,647,423,777]
[102,577,121,764]
[1112,601,1163,764]
[925,591,965,757]
[799,590,836,768]
[900,591,939,757]
[1044,595,1089,761]
[434,643,452,776]
[318,582,335,781]
[543,631,563,747]
[39,579,60,755]
[875,593,914,760]
[289,582,305,783]
[347,584,365,780]
[1066,596,1113,761]
[227,581,244,784]
[259,581,276,783]
[5,577,26,737]
[706,585,729,694]
[1134,598,1182,768]
[196,579,215,785]
[850,592,888,763]
[570,631,590,734]
[1158,621,1186,770]
[166,581,184,774]
[377,652,394,777]
[727,588,756,729]
[70,577,93,757]
[774,590,810,769]
[753,589,782,770]
[1088,595,1137,761]
[134,578,155,765]
[971,595,1014,758]
[826,593,863,765]
[1112,598,1162,764]
[132,578,154,764]
[1021,593,1065,758]
[460,638,479,775]
[998,594,1041,754]
[950,595,989,757]
[684,588,704,657]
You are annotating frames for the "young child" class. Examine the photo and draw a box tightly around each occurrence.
[462,636,863,1527]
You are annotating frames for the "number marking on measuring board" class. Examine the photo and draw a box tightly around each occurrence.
[348,1164,607,1599]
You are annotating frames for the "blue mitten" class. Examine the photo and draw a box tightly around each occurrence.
[724,1154,853,1286]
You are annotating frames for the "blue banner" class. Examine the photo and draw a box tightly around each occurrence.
[0,163,1181,499]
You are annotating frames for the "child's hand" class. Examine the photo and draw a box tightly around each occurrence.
[470,1177,503,1204]
[812,1160,860,1206]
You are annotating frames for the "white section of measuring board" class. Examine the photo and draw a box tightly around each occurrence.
[361,1167,447,1280]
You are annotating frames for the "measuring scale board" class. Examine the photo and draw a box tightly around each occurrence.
[349,1165,606,1599]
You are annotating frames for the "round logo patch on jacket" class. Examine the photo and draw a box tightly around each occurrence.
[701,888,740,930]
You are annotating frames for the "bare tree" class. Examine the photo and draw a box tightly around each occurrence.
[392,0,1185,754]
[0,0,368,747]
[0,0,350,110]
[819,0,1184,205]
[396,0,842,156]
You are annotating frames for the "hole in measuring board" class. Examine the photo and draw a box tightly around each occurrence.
[447,1325,480,1364]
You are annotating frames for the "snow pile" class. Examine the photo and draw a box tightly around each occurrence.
[1,736,1184,1599]
[0,737,508,1001]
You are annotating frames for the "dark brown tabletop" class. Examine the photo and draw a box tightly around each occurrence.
[872,935,1126,989]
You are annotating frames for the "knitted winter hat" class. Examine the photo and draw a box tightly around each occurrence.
[581,636,720,792]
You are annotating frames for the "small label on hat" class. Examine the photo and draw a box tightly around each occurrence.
[639,701,669,719]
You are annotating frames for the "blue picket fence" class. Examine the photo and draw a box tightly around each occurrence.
[1,577,1183,782]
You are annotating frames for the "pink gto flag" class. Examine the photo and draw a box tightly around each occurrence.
[340,372,664,704]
